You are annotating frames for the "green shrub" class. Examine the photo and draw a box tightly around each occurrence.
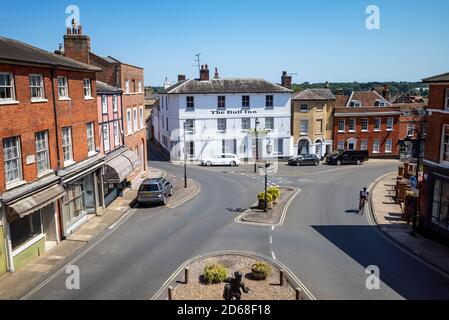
[267,187,280,200]
[204,264,227,284]
[258,192,273,202]
[252,261,271,277]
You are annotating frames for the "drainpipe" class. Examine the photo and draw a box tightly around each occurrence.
[120,93,125,147]
[50,69,64,240]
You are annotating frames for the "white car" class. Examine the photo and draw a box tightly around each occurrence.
[201,154,241,167]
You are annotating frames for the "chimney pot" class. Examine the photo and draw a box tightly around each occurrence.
[200,63,210,81]
[281,71,292,89]
[178,74,186,82]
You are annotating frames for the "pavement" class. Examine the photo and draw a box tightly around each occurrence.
[0,166,165,299]
[370,172,449,276]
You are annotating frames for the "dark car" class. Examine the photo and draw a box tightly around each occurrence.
[137,177,173,206]
[288,154,320,166]
[325,150,369,165]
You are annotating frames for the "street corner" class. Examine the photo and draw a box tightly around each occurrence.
[151,250,315,301]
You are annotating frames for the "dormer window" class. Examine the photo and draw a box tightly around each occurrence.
[349,100,361,107]
[375,100,386,107]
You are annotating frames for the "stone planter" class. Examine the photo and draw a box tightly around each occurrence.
[251,267,267,280]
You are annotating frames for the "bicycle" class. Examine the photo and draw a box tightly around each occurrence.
[359,197,367,214]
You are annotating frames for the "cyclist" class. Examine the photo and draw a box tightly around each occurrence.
[359,187,369,212]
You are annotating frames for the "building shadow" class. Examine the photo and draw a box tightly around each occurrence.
[311,225,449,299]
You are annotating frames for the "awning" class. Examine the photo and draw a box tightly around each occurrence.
[103,155,134,183]
[122,150,142,171]
[6,184,65,222]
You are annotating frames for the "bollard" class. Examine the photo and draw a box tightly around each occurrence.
[168,286,173,300]
[295,287,301,300]
[185,267,190,284]
[279,269,284,286]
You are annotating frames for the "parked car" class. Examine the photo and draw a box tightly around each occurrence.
[201,153,241,167]
[288,154,320,166]
[137,177,173,206]
[325,150,369,165]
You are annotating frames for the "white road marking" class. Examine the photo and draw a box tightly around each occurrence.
[269,235,273,244]
[271,225,275,231]
[271,251,276,260]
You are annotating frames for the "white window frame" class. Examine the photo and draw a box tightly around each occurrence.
[374,118,381,132]
[102,124,110,152]
[125,79,130,94]
[127,109,132,134]
[242,95,250,109]
[138,81,142,93]
[385,138,393,153]
[266,95,274,109]
[139,106,144,129]
[348,118,356,132]
[185,119,195,134]
[133,108,138,132]
[113,121,120,146]
[441,125,449,164]
[0,72,16,103]
[58,76,69,99]
[186,96,195,110]
[29,74,45,101]
[86,122,95,155]
[3,136,23,185]
[218,96,226,110]
[83,79,92,99]
[407,123,415,137]
[387,117,394,131]
[361,139,368,151]
[373,139,380,153]
[265,117,274,130]
[241,118,250,130]
[350,100,361,107]
[112,95,118,112]
[375,100,386,107]
[217,118,226,132]
[337,140,344,150]
[300,104,308,112]
[300,120,308,135]
[62,127,73,165]
[35,131,50,176]
[338,119,345,132]
[361,118,369,132]
[101,95,108,114]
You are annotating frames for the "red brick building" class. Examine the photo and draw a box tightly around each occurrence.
[421,72,449,241]
[333,90,401,158]
[62,22,146,182]
[0,36,102,273]
[395,102,427,160]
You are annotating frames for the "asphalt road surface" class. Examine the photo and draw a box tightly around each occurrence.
[23,151,449,299]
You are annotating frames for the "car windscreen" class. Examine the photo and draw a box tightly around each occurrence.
[139,184,159,192]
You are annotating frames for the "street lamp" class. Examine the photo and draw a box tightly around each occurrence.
[254,117,260,173]
[410,108,427,235]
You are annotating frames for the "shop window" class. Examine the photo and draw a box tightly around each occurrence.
[432,180,449,230]
[10,211,43,250]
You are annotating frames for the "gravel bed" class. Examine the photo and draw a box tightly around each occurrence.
[172,255,296,300]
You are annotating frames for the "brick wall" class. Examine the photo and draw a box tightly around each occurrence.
[333,115,400,157]
[63,34,90,65]
[0,63,98,192]
[89,53,118,87]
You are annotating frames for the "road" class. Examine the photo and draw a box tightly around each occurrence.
[23,151,449,299]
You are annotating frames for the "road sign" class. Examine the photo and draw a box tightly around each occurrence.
[409,176,418,189]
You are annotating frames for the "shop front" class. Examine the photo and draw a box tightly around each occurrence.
[58,155,104,237]
[102,148,138,207]
[1,181,64,272]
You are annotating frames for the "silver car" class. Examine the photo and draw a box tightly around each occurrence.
[137,178,173,206]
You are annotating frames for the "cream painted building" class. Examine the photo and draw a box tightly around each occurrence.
[291,88,336,158]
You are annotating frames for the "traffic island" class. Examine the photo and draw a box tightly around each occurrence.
[152,251,314,300]
[235,187,299,226]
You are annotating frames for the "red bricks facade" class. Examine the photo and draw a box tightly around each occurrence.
[0,63,99,193]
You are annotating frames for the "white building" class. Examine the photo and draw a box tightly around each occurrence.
[154,66,293,161]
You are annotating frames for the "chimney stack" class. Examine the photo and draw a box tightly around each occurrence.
[382,84,390,100]
[63,19,91,64]
[178,74,186,82]
[214,67,219,79]
[200,64,210,81]
[281,71,292,89]
[336,88,344,95]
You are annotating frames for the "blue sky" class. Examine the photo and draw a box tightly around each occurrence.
[1,0,448,86]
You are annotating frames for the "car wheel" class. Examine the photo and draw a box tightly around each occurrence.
[162,195,167,206]
[356,159,361,165]
[169,187,173,196]
[296,162,301,166]
[206,161,212,167]
[337,160,342,166]
[314,161,319,166]
[230,161,236,167]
